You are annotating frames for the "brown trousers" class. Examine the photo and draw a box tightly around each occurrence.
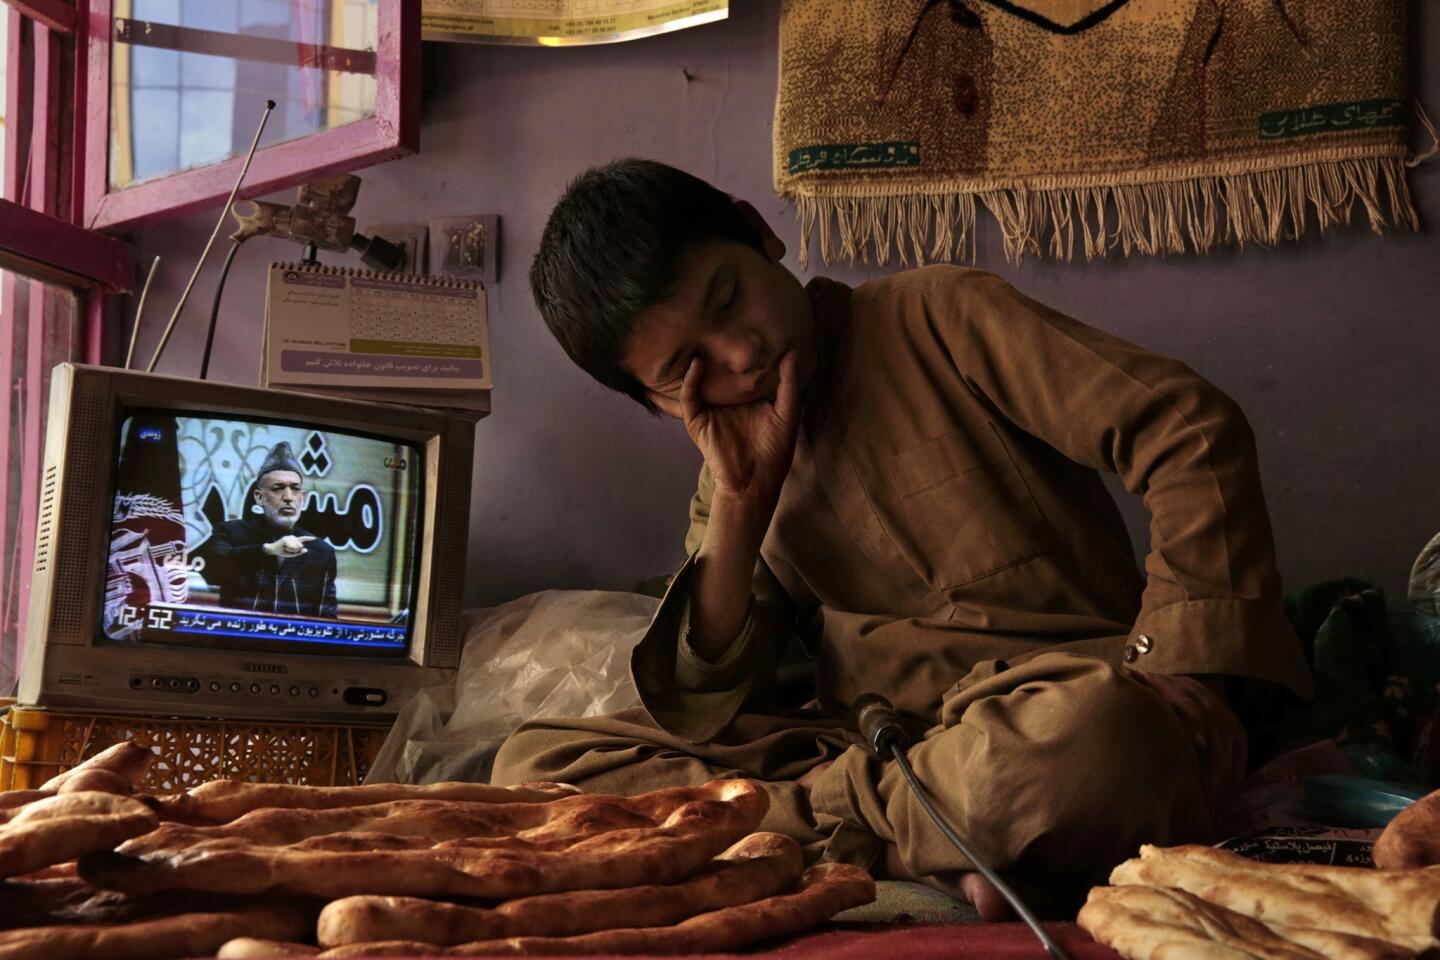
[491,653,1215,891]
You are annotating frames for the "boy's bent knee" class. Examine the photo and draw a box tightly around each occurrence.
[899,659,1211,882]
[490,718,595,786]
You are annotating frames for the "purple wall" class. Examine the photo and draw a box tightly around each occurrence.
[126,2,1440,611]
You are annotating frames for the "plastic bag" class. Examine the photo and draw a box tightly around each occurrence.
[365,589,656,785]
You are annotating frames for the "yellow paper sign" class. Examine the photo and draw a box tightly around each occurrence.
[423,0,727,46]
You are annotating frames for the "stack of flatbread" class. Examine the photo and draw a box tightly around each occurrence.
[0,745,874,959]
[1078,843,1440,959]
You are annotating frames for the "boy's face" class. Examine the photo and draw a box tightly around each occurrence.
[622,239,816,416]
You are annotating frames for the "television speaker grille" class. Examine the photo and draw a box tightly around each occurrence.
[34,465,59,573]
[46,389,105,642]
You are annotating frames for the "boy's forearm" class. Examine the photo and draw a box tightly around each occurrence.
[688,491,773,662]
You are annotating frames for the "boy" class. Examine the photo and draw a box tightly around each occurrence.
[494,159,1311,916]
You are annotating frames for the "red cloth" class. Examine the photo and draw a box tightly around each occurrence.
[750,922,1120,958]
[365,922,1120,959]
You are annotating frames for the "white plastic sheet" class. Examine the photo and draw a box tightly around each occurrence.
[366,590,656,784]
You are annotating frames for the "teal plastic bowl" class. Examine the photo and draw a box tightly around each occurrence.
[1302,774,1426,829]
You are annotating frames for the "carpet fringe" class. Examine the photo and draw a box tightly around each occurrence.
[786,156,1420,267]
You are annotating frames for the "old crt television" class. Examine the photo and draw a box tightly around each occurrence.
[18,364,476,721]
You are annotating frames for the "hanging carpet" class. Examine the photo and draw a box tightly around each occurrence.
[773,0,1421,264]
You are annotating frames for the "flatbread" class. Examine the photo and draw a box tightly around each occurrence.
[0,789,53,812]
[41,742,156,793]
[119,786,685,855]
[0,792,157,880]
[155,780,580,825]
[81,779,769,900]
[218,939,321,958]
[1,876,103,927]
[268,862,875,957]
[317,832,803,947]
[0,899,315,960]
[1079,884,1417,960]
[1374,787,1440,870]
[1111,844,1440,945]
[1,875,267,930]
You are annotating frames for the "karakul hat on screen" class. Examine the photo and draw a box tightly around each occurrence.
[258,441,303,480]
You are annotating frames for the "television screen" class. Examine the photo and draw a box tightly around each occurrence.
[99,410,424,657]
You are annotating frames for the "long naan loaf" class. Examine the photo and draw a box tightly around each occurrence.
[317,832,803,947]
[0,792,157,879]
[218,939,320,958]
[0,789,54,813]
[0,742,157,820]
[156,780,580,825]
[3,875,268,930]
[2,876,104,927]
[231,862,874,958]
[121,785,690,855]
[1079,885,1417,960]
[0,899,315,960]
[41,742,156,793]
[1109,844,1440,950]
[82,779,769,900]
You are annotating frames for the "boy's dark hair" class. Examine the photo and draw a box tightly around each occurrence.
[530,159,763,412]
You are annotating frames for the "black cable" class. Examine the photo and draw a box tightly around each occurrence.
[887,743,1068,959]
[199,239,244,381]
[855,694,1069,959]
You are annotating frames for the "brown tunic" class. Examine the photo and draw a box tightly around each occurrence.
[633,265,1311,743]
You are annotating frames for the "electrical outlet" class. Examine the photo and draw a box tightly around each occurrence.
[362,223,427,274]
[429,215,499,283]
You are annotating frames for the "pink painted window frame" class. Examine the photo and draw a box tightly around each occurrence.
[81,0,419,232]
[2,2,133,684]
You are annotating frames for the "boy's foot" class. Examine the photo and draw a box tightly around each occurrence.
[797,765,1031,922]
[879,843,1016,922]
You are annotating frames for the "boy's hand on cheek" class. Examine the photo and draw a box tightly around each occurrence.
[674,352,802,509]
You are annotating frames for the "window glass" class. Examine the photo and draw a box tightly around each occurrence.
[110,0,379,190]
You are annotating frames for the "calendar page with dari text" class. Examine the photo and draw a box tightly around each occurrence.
[262,262,491,391]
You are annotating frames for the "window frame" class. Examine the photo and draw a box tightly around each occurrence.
[81,0,419,232]
[1,1,132,686]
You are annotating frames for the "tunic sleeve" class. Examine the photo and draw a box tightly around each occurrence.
[202,522,267,589]
[630,463,798,743]
[912,270,1310,696]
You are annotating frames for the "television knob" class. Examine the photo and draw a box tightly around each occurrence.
[250,683,261,694]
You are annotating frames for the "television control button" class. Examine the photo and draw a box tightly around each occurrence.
[309,687,319,698]
[168,678,182,690]
[342,687,388,707]
[250,683,262,694]
[209,682,221,692]
[150,678,164,689]
[269,684,281,695]
[231,682,242,693]
[130,676,143,689]
[185,678,200,692]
